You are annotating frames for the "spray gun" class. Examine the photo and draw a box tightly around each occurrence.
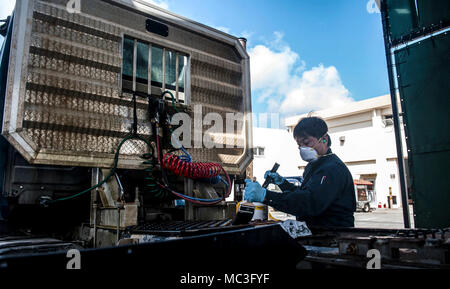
[261,162,280,189]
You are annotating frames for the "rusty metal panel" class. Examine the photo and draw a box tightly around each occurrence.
[2,0,252,174]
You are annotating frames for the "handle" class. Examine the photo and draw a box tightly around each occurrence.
[262,163,280,188]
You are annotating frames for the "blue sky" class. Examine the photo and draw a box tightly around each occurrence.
[163,0,388,119]
[0,0,388,123]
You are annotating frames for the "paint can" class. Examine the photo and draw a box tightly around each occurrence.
[252,202,268,221]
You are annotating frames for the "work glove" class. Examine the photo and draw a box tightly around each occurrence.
[264,171,285,185]
[243,179,266,203]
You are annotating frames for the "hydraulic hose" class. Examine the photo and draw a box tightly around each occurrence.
[47,90,231,206]
[48,134,153,204]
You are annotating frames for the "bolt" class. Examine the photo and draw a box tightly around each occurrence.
[346,243,359,255]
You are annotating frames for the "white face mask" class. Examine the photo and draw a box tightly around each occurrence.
[298,134,326,162]
[299,146,319,162]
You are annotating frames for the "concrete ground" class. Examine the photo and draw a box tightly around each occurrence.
[355,205,415,229]
[269,205,415,229]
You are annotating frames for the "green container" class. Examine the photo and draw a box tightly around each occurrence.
[394,31,450,228]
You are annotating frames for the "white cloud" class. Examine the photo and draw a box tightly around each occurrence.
[280,64,353,116]
[248,32,353,116]
[248,44,298,101]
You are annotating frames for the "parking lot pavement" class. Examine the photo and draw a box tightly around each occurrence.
[355,205,415,229]
[270,206,415,229]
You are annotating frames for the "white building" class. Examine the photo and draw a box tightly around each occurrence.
[252,127,303,185]
[284,94,408,209]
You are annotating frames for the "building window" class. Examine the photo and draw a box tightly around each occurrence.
[253,147,265,156]
[382,114,394,127]
[339,136,345,146]
[122,35,188,103]
[259,147,265,156]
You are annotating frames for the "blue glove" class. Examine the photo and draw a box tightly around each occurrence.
[264,171,285,185]
[243,179,266,202]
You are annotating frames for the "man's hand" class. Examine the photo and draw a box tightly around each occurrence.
[244,179,266,202]
[264,171,285,185]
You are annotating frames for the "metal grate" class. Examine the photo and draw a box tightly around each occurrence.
[131,219,249,236]
[297,227,450,268]
[3,0,251,173]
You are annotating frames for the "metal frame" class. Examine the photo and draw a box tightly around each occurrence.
[380,0,411,228]
[121,36,188,103]
[147,41,152,95]
[2,0,252,173]
[161,46,166,92]
[0,223,306,272]
[380,0,450,228]
[106,0,251,171]
[2,0,35,161]
[175,51,179,102]
[298,226,450,268]
[132,39,137,92]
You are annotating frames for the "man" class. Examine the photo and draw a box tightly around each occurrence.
[244,117,356,227]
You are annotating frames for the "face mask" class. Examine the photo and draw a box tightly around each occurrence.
[299,146,319,162]
[299,134,326,162]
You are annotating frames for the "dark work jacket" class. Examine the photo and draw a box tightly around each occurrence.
[263,149,356,228]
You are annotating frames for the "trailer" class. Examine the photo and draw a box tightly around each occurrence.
[0,0,258,249]
[0,0,449,274]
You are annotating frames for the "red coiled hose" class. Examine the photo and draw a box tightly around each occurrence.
[161,152,231,199]
[162,153,222,179]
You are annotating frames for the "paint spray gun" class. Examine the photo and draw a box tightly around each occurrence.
[262,162,280,189]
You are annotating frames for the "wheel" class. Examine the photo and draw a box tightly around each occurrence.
[363,203,370,212]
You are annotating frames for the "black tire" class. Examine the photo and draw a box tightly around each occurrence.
[363,203,370,212]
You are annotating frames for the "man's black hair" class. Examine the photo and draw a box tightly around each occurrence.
[293,116,331,147]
